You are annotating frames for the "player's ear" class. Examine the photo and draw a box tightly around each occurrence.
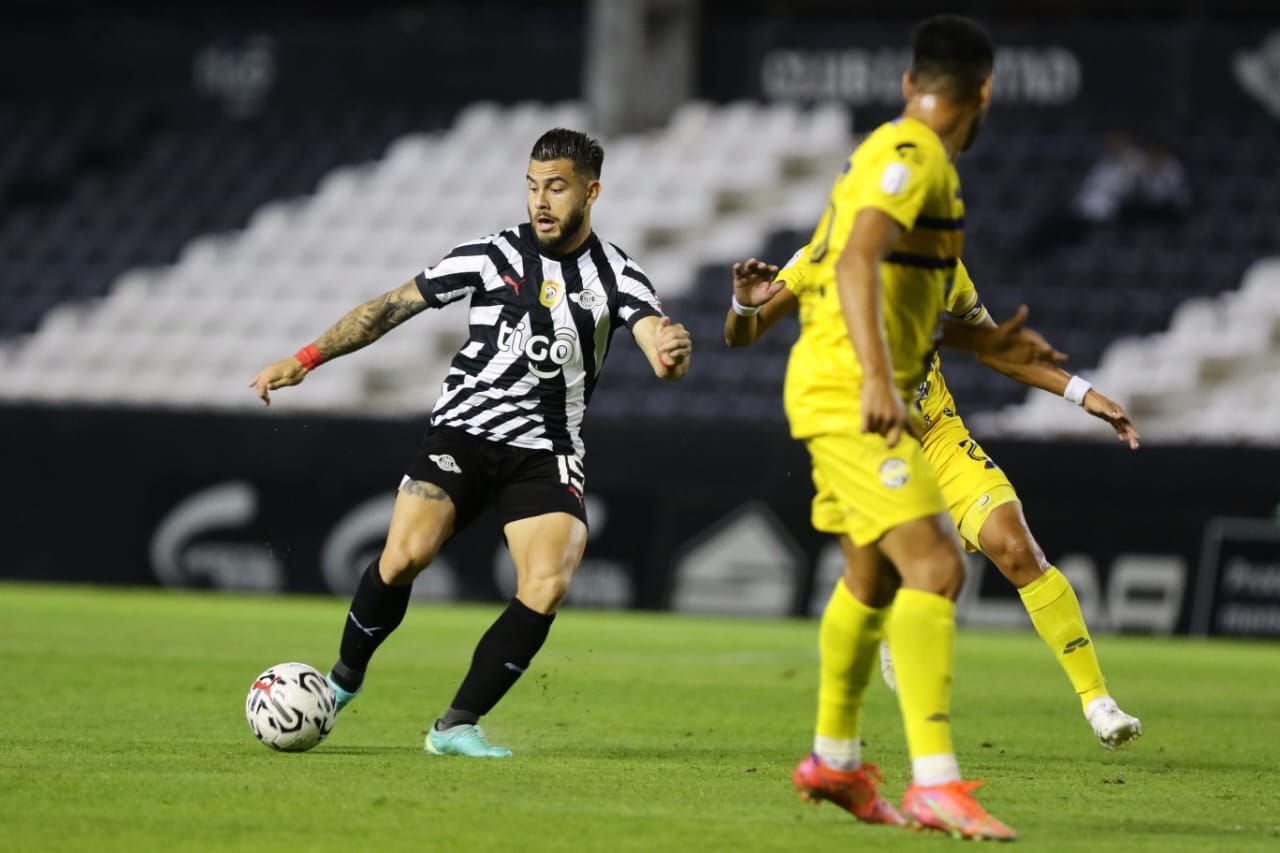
[978,75,993,110]
[902,70,914,101]
[585,179,601,206]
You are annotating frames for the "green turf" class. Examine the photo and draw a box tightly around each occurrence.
[2,582,1277,851]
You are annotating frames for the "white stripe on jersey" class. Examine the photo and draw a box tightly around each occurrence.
[424,225,663,456]
[572,252,612,377]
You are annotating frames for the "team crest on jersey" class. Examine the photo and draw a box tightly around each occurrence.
[539,280,563,308]
[879,458,909,489]
[429,454,462,474]
[569,289,605,310]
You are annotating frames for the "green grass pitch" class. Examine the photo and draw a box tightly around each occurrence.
[2,582,1278,851]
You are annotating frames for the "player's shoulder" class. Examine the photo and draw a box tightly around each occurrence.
[598,235,649,278]
[857,117,947,169]
[441,224,523,258]
[599,235,632,264]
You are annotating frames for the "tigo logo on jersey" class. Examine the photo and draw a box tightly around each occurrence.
[539,280,563,308]
[498,320,577,378]
[879,458,909,488]
[429,454,462,474]
[569,289,605,310]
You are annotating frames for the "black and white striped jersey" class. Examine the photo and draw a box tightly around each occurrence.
[413,223,663,457]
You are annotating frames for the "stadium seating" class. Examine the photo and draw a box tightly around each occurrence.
[973,256,1280,443]
[0,99,851,414]
[1,101,1277,440]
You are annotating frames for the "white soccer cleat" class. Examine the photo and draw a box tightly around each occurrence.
[1086,697,1143,750]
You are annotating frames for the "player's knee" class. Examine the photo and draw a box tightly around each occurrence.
[378,539,440,586]
[902,548,966,599]
[933,554,967,600]
[986,535,1048,587]
[518,568,573,613]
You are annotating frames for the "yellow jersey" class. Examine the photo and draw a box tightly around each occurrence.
[912,259,991,428]
[782,116,965,440]
[778,248,988,435]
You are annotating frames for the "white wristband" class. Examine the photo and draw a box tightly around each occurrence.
[1063,375,1092,406]
[731,295,760,317]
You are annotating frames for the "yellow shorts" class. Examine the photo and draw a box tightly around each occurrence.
[920,413,1020,551]
[806,431,949,547]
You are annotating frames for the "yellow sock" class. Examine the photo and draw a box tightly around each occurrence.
[887,588,956,763]
[815,580,888,745]
[1019,567,1108,709]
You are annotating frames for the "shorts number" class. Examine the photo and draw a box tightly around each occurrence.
[556,454,585,492]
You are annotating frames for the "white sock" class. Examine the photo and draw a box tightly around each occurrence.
[814,735,861,770]
[912,753,961,787]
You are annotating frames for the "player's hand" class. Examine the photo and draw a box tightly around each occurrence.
[861,376,916,447]
[1083,389,1141,449]
[654,316,692,369]
[249,357,309,407]
[731,258,784,307]
[987,305,1067,365]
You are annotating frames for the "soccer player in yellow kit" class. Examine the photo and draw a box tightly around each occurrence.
[727,248,1143,749]
[728,15,1071,840]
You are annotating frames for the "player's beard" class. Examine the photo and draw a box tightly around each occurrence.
[531,202,588,256]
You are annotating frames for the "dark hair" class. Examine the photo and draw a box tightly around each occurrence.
[530,128,604,181]
[910,15,995,103]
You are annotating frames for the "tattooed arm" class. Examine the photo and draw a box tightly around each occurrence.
[250,280,428,406]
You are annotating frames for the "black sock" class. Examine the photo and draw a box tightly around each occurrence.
[445,597,555,721]
[332,559,411,691]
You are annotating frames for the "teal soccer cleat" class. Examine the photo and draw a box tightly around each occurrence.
[325,674,360,713]
[424,723,513,758]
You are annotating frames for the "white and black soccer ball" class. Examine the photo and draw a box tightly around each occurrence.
[245,662,337,752]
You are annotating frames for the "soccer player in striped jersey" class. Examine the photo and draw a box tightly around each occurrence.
[726,250,1142,753]
[722,16,1070,840]
[250,128,691,758]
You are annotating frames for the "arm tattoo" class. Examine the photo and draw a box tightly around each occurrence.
[400,479,451,501]
[314,287,427,360]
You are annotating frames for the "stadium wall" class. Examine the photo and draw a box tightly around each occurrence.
[3,404,1277,639]
[2,11,1276,126]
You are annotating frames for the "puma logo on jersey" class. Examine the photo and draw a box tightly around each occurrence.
[502,274,524,294]
[429,453,462,474]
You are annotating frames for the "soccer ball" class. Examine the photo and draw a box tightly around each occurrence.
[245,662,337,752]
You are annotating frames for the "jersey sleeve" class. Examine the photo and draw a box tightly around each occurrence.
[845,139,940,231]
[946,260,990,325]
[613,259,664,329]
[776,244,812,296]
[413,239,499,308]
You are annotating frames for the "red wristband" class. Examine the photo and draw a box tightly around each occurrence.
[294,344,324,372]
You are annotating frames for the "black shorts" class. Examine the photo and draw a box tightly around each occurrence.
[403,426,587,532]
